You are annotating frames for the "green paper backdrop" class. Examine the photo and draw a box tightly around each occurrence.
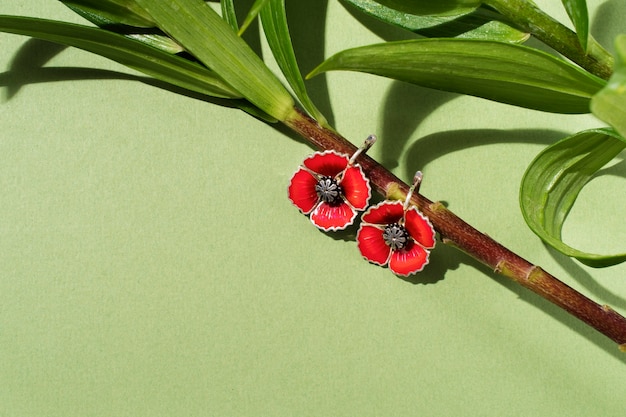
[1,1,625,416]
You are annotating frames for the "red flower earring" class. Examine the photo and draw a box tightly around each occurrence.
[357,172,436,276]
[288,135,376,231]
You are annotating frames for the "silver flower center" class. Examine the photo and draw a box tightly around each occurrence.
[315,176,342,204]
[383,223,410,250]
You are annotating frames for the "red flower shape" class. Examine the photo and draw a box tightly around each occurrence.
[357,201,436,276]
[288,151,371,231]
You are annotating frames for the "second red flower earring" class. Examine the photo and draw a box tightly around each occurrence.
[357,172,436,276]
[288,135,376,231]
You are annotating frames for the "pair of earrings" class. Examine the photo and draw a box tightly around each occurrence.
[288,135,436,277]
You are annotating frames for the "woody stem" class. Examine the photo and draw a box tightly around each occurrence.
[284,107,626,350]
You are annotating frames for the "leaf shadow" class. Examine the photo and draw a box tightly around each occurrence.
[402,128,626,361]
[287,0,335,126]
[1,38,250,110]
[590,0,626,55]
[3,38,68,99]
[380,81,458,168]
[402,127,562,176]
[542,156,626,311]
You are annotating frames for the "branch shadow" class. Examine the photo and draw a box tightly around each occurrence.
[402,128,626,361]
[5,5,625,360]
[547,246,626,310]
[544,156,626,312]
[405,129,626,302]
[479,257,626,364]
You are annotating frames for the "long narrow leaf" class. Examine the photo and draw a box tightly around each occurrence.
[220,0,239,32]
[309,39,605,113]
[372,0,480,16]
[591,35,626,139]
[239,0,268,35]
[452,20,529,44]
[343,0,528,43]
[343,0,465,31]
[520,129,626,267]
[133,0,294,121]
[63,3,184,54]
[62,0,155,27]
[260,0,327,126]
[561,0,589,50]
[0,16,240,99]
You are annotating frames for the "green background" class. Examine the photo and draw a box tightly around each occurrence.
[1,1,625,416]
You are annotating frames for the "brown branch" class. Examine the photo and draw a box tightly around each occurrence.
[285,108,626,350]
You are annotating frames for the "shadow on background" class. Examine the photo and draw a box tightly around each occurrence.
[2,2,335,124]
[544,157,626,312]
[4,2,626,361]
[402,127,564,177]
[287,0,334,126]
[591,0,626,55]
[481,256,626,364]
[401,128,626,362]
[1,38,246,111]
[3,39,69,99]
[380,82,458,168]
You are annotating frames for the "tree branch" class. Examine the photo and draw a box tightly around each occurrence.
[285,107,626,350]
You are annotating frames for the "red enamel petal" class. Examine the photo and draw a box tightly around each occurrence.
[310,201,356,231]
[357,225,391,266]
[341,165,371,210]
[303,151,349,177]
[361,201,404,225]
[389,241,430,276]
[404,208,436,249]
[288,168,320,214]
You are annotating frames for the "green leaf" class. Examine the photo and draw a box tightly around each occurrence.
[123,32,184,55]
[520,128,626,267]
[0,16,240,99]
[61,0,155,27]
[561,0,589,50]
[238,0,268,36]
[369,0,480,17]
[133,0,295,121]
[454,20,529,44]
[220,0,239,32]
[309,39,605,113]
[343,0,468,31]
[260,0,328,126]
[63,2,184,54]
[343,0,528,43]
[591,35,626,138]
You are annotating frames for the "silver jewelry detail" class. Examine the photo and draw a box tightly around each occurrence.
[382,223,410,250]
[315,176,342,204]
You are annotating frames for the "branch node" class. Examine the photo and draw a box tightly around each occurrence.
[429,201,447,212]
[494,260,508,274]
[526,266,545,283]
